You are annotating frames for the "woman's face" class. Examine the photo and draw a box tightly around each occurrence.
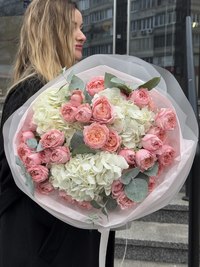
[72,9,86,61]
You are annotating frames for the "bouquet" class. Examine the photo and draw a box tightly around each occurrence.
[3,55,198,267]
[15,68,178,215]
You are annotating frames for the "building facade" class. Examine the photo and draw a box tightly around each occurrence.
[79,0,200,93]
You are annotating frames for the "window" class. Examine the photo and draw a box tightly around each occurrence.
[90,8,112,23]
[154,34,173,48]
[154,13,166,27]
[78,0,90,10]
[84,44,112,56]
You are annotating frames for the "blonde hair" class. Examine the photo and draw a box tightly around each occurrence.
[12,0,77,85]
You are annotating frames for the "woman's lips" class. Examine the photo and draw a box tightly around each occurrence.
[75,45,83,51]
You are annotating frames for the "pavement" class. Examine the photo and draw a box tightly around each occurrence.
[114,259,187,267]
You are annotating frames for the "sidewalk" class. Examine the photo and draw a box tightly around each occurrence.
[114,259,187,267]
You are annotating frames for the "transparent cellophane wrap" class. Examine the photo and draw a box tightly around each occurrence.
[3,54,198,230]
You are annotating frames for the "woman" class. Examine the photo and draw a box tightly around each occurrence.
[0,1,115,266]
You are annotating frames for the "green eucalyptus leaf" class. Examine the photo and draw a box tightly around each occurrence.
[72,144,96,156]
[135,172,149,187]
[36,142,44,152]
[15,156,22,166]
[144,162,159,177]
[124,178,148,202]
[90,200,102,209]
[70,131,84,150]
[104,72,116,88]
[105,197,118,211]
[101,207,108,219]
[111,77,133,94]
[26,138,38,149]
[24,172,34,195]
[139,77,161,90]
[100,190,107,198]
[121,167,140,185]
[15,156,34,195]
[104,73,133,94]
[136,172,149,181]
[66,70,74,82]
[84,91,93,104]
[15,156,26,174]
[111,77,126,85]
[65,95,71,101]
[68,75,85,91]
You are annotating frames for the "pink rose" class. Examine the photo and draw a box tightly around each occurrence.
[111,180,124,199]
[141,134,163,151]
[116,192,135,210]
[118,148,135,165]
[60,102,77,122]
[24,153,42,167]
[17,143,32,161]
[20,130,35,142]
[148,98,156,111]
[70,90,84,107]
[157,164,164,176]
[40,129,65,149]
[86,76,105,96]
[102,129,121,152]
[75,103,92,123]
[28,165,49,183]
[59,190,76,204]
[92,96,114,124]
[157,145,175,166]
[83,122,109,149]
[28,120,37,132]
[155,108,177,131]
[147,126,167,142]
[50,146,70,164]
[36,181,55,195]
[129,88,151,108]
[135,149,157,171]
[148,176,157,192]
[77,201,92,210]
[39,149,52,164]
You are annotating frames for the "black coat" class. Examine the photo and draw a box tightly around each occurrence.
[0,77,115,267]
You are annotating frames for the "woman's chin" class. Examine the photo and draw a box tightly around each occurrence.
[75,52,83,62]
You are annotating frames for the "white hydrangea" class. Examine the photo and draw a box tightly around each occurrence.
[98,88,155,149]
[32,86,83,145]
[50,152,129,202]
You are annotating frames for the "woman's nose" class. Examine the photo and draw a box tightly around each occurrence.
[78,30,87,42]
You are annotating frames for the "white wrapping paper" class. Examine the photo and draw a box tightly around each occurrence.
[3,55,198,266]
